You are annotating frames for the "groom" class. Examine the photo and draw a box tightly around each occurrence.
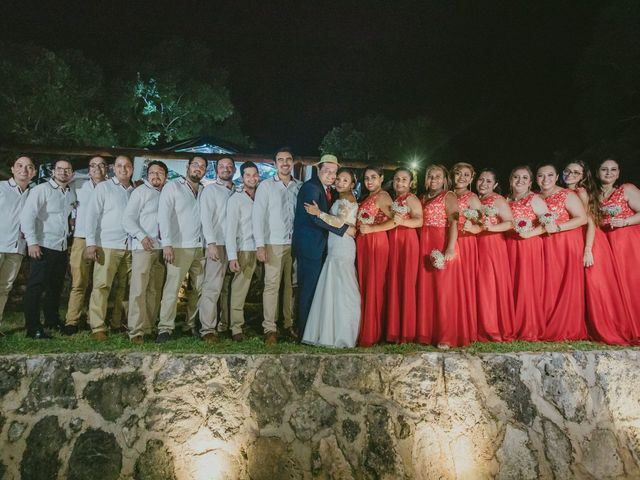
[292,154,354,340]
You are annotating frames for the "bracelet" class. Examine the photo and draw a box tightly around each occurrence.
[557,223,562,232]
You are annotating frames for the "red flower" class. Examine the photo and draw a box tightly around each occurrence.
[518,220,527,227]
[361,212,370,218]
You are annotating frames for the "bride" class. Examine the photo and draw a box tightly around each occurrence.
[302,168,361,347]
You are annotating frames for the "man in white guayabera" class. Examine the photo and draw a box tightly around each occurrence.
[64,155,108,335]
[20,158,76,339]
[225,161,260,341]
[199,157,236,343]
[123,160,169,344]
[252,147,301,345]
[84,155,135,341]
[156,155,207,343]
[0,155,36,336]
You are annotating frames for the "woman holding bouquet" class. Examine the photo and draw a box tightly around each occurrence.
[597,158,640,326]
[562,160,634,344]
[506,166,549,340]
[466,169,516,342]
[356,166,394,346]
[385,167,422,343]
[416,165,460,345]
[536,164,588,341]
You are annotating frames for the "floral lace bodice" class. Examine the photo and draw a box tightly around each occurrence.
[457,190,477,230]
[542,188,571,224]
[357,191,390,227]
[318,198,358,228]
[391,192,416,220]
[509,193,538,223]
[600,185,635,227]
[480,193,502,226]
[422,191,448,228]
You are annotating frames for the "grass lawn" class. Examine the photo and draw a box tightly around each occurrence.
[0,310,633,355]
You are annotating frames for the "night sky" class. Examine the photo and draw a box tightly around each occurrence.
[0,0,614,168]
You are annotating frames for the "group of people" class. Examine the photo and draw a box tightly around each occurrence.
[0,148,638,348]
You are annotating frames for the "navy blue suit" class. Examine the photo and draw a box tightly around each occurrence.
[292,176,349,337]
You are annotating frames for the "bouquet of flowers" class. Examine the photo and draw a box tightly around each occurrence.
[391,201,410,217]
[513,218,533,234]
[600,205,622,218]
[538,212,557,226]
[480,204,498,225]
[357,210,375,225]
[430,249,446,270]
[462,208,480,223]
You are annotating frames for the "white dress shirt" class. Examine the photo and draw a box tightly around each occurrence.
[20,178,76,251]
[200,179,234,246]
[225,189,256,261]
[72,178,99,239]
[0,178,31,254]
[85,177,134,249]
[252,175,301,247]
[123,180,162,251]
[158,178,204,249]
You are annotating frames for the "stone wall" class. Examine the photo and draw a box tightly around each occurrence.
[0,351,639,479]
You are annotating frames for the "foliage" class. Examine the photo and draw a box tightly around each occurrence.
[319,115,455,167]
[109,37,251,148]
[0,39,252,149]
[0,43,116,146]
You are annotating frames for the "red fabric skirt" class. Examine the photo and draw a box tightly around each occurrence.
[505,235,545,341]
[356,231,389,346]
[416,226,445,344]
[476,233,516,341]
[540,228,587,341]
[431,233,477,347]
[605,224,640,338]
[585,227,635,344]
[386,226,419,343]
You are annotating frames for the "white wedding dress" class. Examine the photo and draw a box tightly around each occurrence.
[302,199,361,348]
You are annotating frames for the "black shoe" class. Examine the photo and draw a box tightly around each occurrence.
[27,330,52,340]
[63,325,78,336]
[156,332,171,344]
[44,321,64,332]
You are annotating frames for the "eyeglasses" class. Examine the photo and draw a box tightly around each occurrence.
[55,167,73,173]
[89,163,106,169]
[563,170,583,177]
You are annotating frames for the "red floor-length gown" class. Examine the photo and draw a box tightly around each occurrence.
[386,193,420,343]
[418,191,475,347]
[452,191,479,342]
[506,193,545,341]
[356,192,390,346]
[600,185,640,339]
[540,189,587,341]
[476,194,516,342]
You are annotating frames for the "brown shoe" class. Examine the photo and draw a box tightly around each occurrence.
[202,333,219,344]
[130,335,144,345]
[232,333,245,342]
[264,332,277,346]
[282,327,298,342]
[92,331,108,342]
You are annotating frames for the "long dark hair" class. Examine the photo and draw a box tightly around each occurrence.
[566,160,602,225]
[476,168,502,195]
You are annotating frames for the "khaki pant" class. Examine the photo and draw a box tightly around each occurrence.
[200,245,229,336]
[157,247,204,334]
[89,248,132,333]
[128,249,165,338]
[65,238,93,326]
[262,244,293,334]
[0,252,24,323]
[230,251,257,335]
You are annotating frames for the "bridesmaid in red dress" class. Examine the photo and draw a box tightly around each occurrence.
[443,162,482,346]
[465,169,516,342]
[416,165,459,345]
[356,166,394,346]
[506,166,549,341]
[386,168,423,343]
[562,160,634,344]
[536,164,588,341]
[597,158,640,332]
